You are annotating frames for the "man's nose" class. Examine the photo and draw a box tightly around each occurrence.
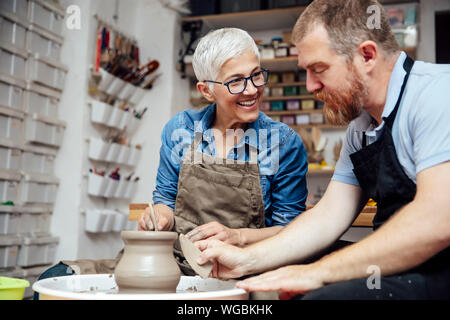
[306,70,323,93]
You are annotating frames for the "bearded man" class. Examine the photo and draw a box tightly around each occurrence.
[195,0,450,300]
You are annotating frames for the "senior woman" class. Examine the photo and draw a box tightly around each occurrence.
[138,28,308,275]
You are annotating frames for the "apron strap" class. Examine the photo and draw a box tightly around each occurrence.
[383,56,414,129]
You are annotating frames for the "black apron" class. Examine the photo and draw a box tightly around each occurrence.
[349,56,450,299]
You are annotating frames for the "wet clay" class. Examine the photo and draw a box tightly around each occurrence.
[179,234,213,279]
[114,231,181,293]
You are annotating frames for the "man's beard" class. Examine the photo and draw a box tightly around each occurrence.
[314,66,367,126]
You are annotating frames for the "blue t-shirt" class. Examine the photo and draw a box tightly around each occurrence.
[333,51,450,186]
[152,103,308,226]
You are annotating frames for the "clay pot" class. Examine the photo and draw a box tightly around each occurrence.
[114,231,181,293]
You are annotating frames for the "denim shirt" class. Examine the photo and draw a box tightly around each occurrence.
[152,103,308,227]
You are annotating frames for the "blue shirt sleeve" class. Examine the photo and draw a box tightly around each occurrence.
[152,114,189,210]
[269,128,308,226]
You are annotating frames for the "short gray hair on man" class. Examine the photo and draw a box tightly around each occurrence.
[192,28,260,85]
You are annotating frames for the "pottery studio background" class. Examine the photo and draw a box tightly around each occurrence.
[0,0,449,299]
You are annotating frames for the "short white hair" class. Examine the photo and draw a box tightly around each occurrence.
[192,28,260,83]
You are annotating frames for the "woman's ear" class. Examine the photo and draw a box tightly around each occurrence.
[197,82,216,102]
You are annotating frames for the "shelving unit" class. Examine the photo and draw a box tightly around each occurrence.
[0,0,67,299]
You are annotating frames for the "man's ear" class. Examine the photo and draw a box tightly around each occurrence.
[356,40,378,72]
[197,82,216,102]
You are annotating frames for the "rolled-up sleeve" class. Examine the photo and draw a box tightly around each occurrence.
[269,129,308,226]
[152,116,185,210]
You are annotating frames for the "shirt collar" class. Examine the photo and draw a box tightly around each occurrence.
[352,51,407,132]
[195,103,260,149]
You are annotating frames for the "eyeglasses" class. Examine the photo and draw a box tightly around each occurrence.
[204,69,269,95]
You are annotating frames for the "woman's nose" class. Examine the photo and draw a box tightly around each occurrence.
[243,79,258,95]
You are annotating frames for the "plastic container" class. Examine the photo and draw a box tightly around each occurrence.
[114,179,129,199]
[0,107,24,144]
[124,180,138,199]
[97,68,114,92]
[24,114,65,147]
[27,25,63,61]
[117,83,137,101]
[0,73,26,111]
[286,100,300,110]
[0,0,29,20]
[127,146,141,166]
[101,210,116,232]
[112,211,127,232]
[0,206,20,235]
[116,144,130,165]
[22,144,56,175]
[24,78,61,118]
[105,143,120,163]
[21,173,59,204]
[88,137,109,161]
[87,173,107,197]
[0,276,30,300]
[85,209,106,233]
[18,207,52,235]
[107,106,125,128]
[0,12,27,49]
[27,53,67,91]
[90,100,113,126]
[0,140,22,172]
[0,235,22,268]
[28,0,65,36]
[103,178,119,198]
[106,77,126,97]
[301,99,315,110]
[0,42,27,80]
[17,235,59,267]
[296,114,309,125]
[0,170,21,204]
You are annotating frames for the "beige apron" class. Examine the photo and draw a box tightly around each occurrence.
[173,132,265,275]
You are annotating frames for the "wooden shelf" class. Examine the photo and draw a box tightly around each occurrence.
[290,124,346,130]
[263,94,314,101]
[184,56,301,78]
[267,81,306,87]
[264,109,323,116]
[307,168,334,176]
[180,6,306,32]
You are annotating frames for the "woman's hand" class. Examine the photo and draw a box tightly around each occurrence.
[138,203,174,231]
[186,221,244,246]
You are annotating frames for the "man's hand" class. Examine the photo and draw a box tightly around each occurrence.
[186,221,243,246]
[235,264,326,298]
[196,239,255,279]
[138,203,174,231]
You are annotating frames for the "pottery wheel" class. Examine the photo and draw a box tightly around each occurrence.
[179,234,213,279]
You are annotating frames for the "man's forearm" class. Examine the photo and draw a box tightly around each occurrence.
[314,200,450,285]
[242,206,352,275]
[239,226,283,246]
